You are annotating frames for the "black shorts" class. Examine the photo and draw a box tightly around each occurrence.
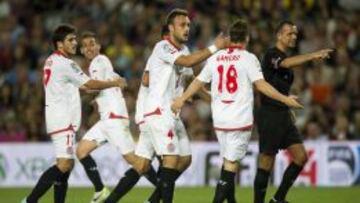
[257,106,303,155]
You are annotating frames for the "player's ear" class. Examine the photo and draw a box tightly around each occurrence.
[168,24,174,33]
[56,41,63,50]
[276,32,280,41]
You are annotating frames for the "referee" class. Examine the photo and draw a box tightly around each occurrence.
[254,21,333,203]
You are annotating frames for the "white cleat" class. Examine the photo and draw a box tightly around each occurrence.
[90,187,110,203]
[20,198,27,203]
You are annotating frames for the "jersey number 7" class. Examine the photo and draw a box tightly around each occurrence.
[217,65,238,93]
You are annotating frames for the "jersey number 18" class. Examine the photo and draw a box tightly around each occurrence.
[217,65,238,93]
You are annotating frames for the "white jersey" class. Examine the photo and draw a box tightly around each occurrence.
[145,39,191,115]
[135,85,149,124]
[69,86,81,131]
[197,47,264,130]
[89,54,128,120]
[44,51,90,134]
[135,64,150,124]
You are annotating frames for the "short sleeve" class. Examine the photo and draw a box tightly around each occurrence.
[247,55,264,83]
[90,55,113,80]
[144,63,150,71]
[197,60,212,83]
[157,42,183,66]
[266,49,285,70]
[65,62,90,87]
[89,64,105,80]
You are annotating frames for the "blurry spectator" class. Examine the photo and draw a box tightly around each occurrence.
[304,121,327,141]
[353,111,360,139]
[331,114,354,140]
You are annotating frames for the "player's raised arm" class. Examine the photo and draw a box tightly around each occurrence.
[254,79,303,108]
[280,48,333,68]
[174,34,230,67]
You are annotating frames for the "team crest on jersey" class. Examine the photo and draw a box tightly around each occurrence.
[45,60,53,67]
[71,63,81,73]
[162,43,177,54]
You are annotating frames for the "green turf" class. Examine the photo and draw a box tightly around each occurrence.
[3,186,359,203]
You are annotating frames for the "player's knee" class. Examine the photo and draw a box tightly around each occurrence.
[182,156,192,168]
[123,152,137,166]
[162,155,179,168]
[75,145,88,160]
[258,153,275,171]
[223,159,239,172]
[56,160,74,173]
[136,160,151,175]
[177,155,191,171]
[294,151,308,166]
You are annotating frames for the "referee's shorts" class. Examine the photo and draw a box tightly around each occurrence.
[257,105,303,155]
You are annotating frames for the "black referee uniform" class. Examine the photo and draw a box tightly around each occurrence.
[257,47,303,155]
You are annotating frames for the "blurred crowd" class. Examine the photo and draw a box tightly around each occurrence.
[0,0,359,142]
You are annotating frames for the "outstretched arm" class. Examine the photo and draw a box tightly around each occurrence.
[280,48,333,68]
[82,76,127,90]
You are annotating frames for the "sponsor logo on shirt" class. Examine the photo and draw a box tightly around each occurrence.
[71,63,82,73]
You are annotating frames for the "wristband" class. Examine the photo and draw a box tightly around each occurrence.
[208,45,218,54]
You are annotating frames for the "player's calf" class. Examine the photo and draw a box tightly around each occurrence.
[254,153,275,203]
[25,165,65,203]
[213,159,238,203]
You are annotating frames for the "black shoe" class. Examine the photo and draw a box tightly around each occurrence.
[269,198,289,203]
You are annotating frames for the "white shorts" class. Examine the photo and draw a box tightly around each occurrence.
[82,119,135,155]
[145,112,191,156]
[51,130,76,159]
[175,119,191,156]
[215,130,252,162]
[135,122,155,160]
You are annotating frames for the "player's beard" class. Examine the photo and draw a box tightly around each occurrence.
[174,33,187,44]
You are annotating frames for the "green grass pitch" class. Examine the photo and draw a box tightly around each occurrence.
[2,186,359,203]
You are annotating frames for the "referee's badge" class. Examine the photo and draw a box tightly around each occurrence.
[272,57,281,69]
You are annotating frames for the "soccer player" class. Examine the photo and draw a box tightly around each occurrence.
[22,24,126,203]
[171,19,303,203]
[253,21,333,203]
[131,8,230,203]
[76,31,158,203]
